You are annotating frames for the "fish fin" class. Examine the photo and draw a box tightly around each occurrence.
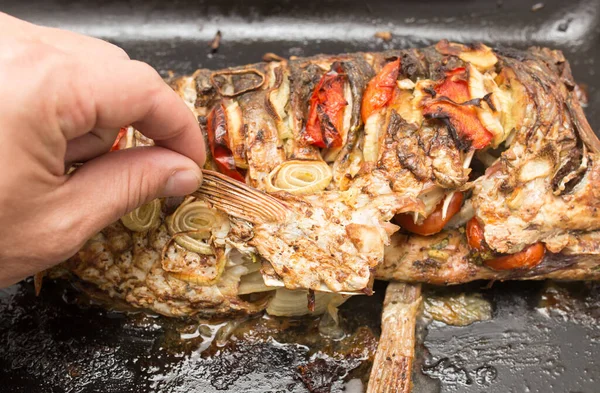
[194,170,289,225]
[367,282,421,393]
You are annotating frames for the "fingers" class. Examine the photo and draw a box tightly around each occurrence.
[58,58,206,167]
[2,12,205,168]
[58,146,203,241]
[64,127,120,164]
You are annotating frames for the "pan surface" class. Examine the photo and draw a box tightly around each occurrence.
[1,0,599,391]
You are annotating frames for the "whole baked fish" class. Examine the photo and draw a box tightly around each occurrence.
[54,41,600,317]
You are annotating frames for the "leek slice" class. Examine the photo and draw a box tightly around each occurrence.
[121,199,161,232]
[266,160,332,195]
[166,197,230,254]
[266,288,345,317]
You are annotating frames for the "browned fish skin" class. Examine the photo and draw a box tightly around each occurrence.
[61,41,600,318]
[62,220,266,318]
[377,230,600,284]
[473,47,600,254]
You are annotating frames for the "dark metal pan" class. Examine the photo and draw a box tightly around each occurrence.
[1,0,599,391]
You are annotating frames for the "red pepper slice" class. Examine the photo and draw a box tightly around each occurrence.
[393,192,464,236]
[304,64,348,148]
[484,243,546,271]
[423,68,493,149]
[465,218,546,270]
[434,67,470,103]
[423,100,493,149]
[466,217,487,251]
[110,127,128,151]
[361,58,401,123]
[207,103,245,183]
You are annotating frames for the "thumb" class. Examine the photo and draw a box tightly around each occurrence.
[60,146,202,239]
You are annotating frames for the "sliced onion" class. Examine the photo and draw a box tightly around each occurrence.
[238,271,276,295]
[441,191,456,221]
[419,186,445,217]
[323,82,353,162]
[121,199,162,232]
[266,288,345,317]
[363,111,384,163]
[455,44,497,71]
[444,198,474,229]
[122,126,136,149]
[266,160,332,195]
[463,149,475,169]
[223,98,248,169]
[396,78,415,90]
[217,262,259,296]
[467,64,507,147]
[267,63,293,140]
[167,197,230,254]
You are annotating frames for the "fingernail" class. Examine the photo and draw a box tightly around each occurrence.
[162,169,202,197]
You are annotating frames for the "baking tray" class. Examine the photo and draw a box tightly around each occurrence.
[1,0,599,392]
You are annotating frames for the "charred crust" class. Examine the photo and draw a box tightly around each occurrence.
[483,93,497,112]
[412,258,441,271]
[264,65,284,120]
[264,95,279,120]
[552,149,581,192]
[210,68,266,98]
[566,95,600,154]
[195,71,218,109]
[424,87,437,98]
[499,180,514,193]
[493,46,531,62]
[315,105,338,148]
[339,55,374,130]
[255,129,265,142]
[563,156,591,194]
[400,49,428,80]
[424,116,471,152]
[393,113,433,182]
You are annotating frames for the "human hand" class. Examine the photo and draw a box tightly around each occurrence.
[0,13,206,287]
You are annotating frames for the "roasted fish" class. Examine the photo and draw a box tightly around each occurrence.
[52,40,600,317]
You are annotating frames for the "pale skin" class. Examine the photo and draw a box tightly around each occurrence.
[0,13,207,287]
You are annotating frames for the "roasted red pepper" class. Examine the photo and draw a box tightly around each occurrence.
[465,217,546,271]
[434,67,470,103]
[423,68,493,149]
[304,63,348,148]
[485,243,546,271]
[361,58,401,123]
[110,127,128,151]
[423,101,493,149]
[207,103,246,183]
[466,217,486,251]
[393,192,464,236]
